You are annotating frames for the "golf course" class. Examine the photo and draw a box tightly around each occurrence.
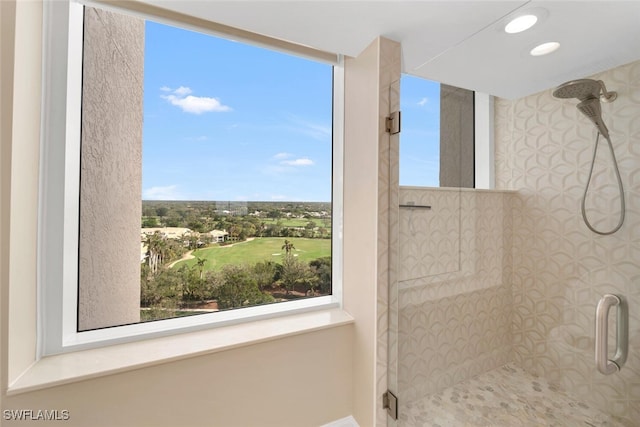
[175,237,331,272]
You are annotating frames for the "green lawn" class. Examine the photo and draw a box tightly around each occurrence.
[175,237,331,272]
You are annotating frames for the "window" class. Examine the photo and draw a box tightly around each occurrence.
[400,74,476,188]
[40,1,342,353]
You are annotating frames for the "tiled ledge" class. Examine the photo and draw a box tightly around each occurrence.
[399,186,516,193]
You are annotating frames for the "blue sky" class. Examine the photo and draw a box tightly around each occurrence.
[142,21,440,201]
[400,75,440,187]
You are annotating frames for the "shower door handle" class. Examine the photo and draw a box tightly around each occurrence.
[595,294,628,375]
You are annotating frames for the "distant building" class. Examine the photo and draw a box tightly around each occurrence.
[140,227,229,247]
[140,242,148,263]
[209,229,229,243]
[141,227,193,240]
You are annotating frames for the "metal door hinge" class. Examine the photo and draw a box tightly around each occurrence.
[386,111,401,134]
[383,390,398,420]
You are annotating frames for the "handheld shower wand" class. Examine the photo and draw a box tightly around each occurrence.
[552,78,624,235]
[576,97,609,139]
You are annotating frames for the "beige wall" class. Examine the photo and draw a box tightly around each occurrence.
[343,36,401,427]
[1,0,41,389]
[0,0,16,411]
[0,2,397,426]
[3,327,354,427]
[495,60,640,424]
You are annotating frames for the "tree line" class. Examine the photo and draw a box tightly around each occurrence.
[142,201,331,240]
[140,239,331,322]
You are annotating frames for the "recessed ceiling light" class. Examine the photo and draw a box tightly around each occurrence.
[505,14,538,34]
[530,42,560,56]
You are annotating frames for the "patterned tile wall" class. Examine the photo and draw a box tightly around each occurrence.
[397,188,514,405]
[495,59,640,424]
[398,188,461,280]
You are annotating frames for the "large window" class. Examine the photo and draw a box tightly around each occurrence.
[41,2,341,352]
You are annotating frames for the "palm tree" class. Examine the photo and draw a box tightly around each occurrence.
[195,257,206,280]
[281,239,295,255]
[145,232,165,274]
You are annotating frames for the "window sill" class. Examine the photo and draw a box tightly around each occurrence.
[7,308,354,395]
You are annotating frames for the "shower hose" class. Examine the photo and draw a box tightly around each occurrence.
[581,132,625,235]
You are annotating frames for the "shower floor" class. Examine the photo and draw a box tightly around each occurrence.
[399,364,625,427]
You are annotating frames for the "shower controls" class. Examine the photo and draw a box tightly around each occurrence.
[595,294,628,375]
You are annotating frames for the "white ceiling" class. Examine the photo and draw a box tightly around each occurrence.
[142,1,640,99]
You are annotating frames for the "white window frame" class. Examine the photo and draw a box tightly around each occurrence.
[38,0,344,356]
[474,92,495,189]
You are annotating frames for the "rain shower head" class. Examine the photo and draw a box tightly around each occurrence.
[552,78,617,138]
[552,78,617,102]
[552,79,602,101]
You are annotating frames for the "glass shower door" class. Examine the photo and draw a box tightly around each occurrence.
[389,61,640,426]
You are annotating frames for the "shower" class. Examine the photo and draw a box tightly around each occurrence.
[552,78,625,235]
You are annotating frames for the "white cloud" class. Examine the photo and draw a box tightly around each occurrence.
[161,86,232,114]
[285,115,331,141]
[281,158,314,166]
[143,185,181,200]
[173,86,192,96]
[262,154,314,177]
[163,94,232,114]
[301,122,331,140]
[183,135,210,142]
[160,86,172,92]
[417,97,428,107]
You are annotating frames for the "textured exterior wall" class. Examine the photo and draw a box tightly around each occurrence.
[396,188,514,405]
[78,7,143,330]
[495,60,640,424]
[440,85,475,188]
